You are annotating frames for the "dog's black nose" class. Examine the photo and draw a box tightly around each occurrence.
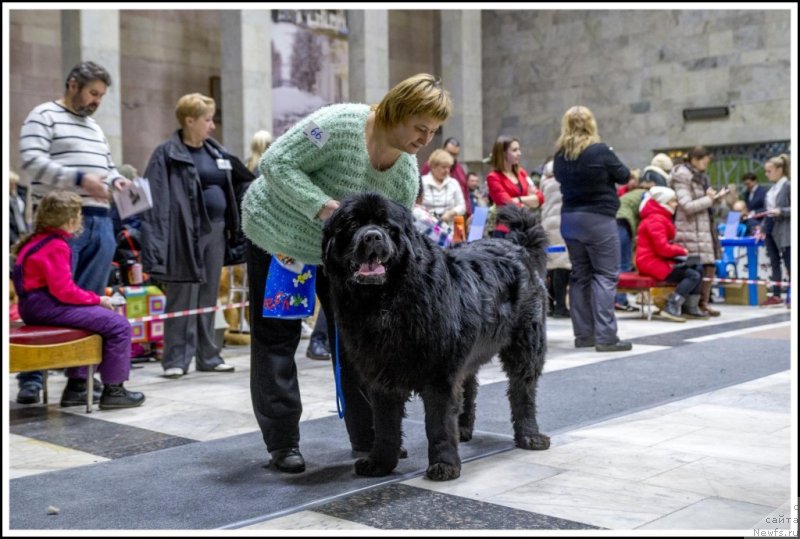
[362,229,383,246]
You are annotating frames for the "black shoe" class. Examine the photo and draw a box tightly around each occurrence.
[595,340,633,352]
[60,378,103,407]
[551,309,571,319]
[306,340,331,361]
[574,337,595,348]
[271,448,306,473]
[98,383,145,410]
[16,382,41,405]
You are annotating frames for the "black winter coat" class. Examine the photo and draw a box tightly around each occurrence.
[140,130,251,283]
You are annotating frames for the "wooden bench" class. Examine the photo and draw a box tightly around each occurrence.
[617,272,676,321]
[9,321,102,413]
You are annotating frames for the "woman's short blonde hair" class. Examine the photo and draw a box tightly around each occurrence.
[175,93,215,128]
[373,73,452,129]
[555,105,601,160]
[427,148,454,169]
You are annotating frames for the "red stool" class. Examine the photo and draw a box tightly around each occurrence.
[9,321,102,413]
[617,272,675,320]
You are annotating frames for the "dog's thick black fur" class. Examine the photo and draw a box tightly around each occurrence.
[322,192,550,481]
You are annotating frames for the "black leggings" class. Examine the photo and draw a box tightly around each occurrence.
[665,265,703,297]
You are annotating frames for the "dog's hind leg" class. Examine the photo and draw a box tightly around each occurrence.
[458,374,478,442]
[500,338,550,451]
[420,386,462,481]
[353,390,404,477]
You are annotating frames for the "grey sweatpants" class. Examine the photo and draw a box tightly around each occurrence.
[162,220,226,372]
[561,211,621,345]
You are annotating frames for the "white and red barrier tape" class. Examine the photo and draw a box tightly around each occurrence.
[705,277,791,288]
[128,301,249,323]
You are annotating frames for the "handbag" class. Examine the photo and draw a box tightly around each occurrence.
[262,255,316,319]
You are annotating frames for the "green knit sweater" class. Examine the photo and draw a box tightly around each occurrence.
[242,103,419,264]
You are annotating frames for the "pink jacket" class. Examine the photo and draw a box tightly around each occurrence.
[16,229,100,305]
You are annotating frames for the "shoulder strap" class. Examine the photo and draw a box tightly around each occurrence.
[17,234,61,266]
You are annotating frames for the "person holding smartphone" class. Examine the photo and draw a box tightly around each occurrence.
[669,146,723,318]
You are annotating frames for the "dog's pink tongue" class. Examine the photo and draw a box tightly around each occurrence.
[357,261,385,276]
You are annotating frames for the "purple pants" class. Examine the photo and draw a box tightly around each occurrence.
[19,290,131,384]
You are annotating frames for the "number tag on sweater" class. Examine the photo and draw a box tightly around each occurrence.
[303,121,329,149]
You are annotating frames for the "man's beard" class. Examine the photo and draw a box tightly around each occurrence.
[72,97,97,117]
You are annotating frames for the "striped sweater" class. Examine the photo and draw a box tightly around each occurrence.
[19,100,122,210]
[242,103,419,264]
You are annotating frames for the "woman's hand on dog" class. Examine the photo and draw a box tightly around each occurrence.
[317,199,341,221]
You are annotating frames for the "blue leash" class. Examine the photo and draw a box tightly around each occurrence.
[334,326,345,418]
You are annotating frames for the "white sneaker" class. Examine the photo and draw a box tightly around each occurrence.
[301,321,313,339]
[163,367,184,379]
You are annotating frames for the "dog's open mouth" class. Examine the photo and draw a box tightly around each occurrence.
[353,258,387,284]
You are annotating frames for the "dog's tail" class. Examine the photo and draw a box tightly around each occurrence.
[496,205,549,280]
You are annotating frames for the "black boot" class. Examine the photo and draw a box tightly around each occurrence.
[98,383,145,410]
[270,448,306,473]
[661,293,686,322]
[682,294,710,319]
[60,378,103,407]
[16,382,41,404]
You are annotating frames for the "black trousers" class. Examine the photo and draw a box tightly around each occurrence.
[246,240,374,453]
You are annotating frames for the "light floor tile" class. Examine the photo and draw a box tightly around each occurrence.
[240,511,375,530]
[638,496,776,530]
[8,433,109,479]
[573,417,705,446]
[530,440,704,482]
[642,456,791,507]
[403,453,562,499]
[101,407,259,441]
[653,427,791,467]
[654,404,790,434]
[486,470,706,529]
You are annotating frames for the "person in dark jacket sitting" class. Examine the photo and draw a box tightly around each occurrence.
[140,93,240,378]
[635,187,707,322]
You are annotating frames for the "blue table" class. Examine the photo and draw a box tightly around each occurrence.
[720,236,764,306]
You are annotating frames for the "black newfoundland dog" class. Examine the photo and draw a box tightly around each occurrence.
[322,192,550,481]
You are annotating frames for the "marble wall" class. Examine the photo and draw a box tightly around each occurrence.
[8,9,791,180]
[481,9,792,172]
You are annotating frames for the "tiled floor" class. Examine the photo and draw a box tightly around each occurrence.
[5,301,796,532]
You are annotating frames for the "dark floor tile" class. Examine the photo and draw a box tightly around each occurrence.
[314,483,600,530]
[10,407,196,459]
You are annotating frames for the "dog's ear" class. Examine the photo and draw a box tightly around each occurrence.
[322,236,336,265]
[401,234,416,260]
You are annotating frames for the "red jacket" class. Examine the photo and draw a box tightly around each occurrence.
[635,198,688,281]
[486,168,544,208]
[16,229,100,306]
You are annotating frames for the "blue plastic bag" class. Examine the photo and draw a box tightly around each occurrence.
[262,255,316,319]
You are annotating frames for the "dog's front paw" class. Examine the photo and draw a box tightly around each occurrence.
[426,462,461,481]
[459,425,473,442]
[516,433,550,450]
[354,457,395,477]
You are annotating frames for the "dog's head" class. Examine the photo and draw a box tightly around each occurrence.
[322,192,417,286]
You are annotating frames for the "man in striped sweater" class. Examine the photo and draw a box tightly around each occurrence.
[16,61,130,406]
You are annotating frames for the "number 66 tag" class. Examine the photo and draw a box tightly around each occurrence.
[302,121,329,149]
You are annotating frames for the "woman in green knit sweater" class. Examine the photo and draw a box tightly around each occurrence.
[242,73,452,474]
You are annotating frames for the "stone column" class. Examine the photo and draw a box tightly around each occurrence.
[348,10,389,104]
[440,10,483,164]
[61,10,122,166]
[221,10,272,161]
